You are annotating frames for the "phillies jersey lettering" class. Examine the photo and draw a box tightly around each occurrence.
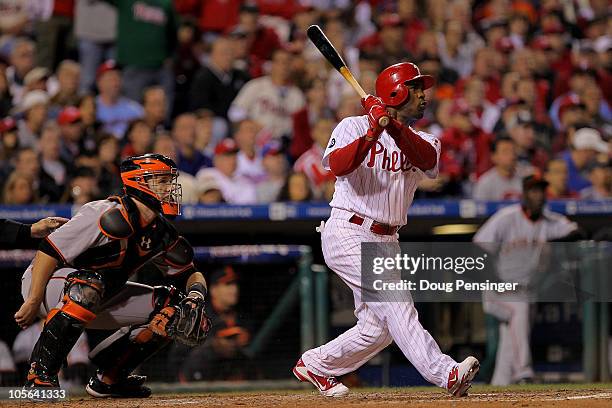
[323,115,441,226]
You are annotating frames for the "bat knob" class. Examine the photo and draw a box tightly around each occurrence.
[379,116,389,127]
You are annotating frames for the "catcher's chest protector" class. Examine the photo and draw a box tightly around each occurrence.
[72,195,179,280]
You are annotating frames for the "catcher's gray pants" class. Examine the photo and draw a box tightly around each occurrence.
[21,265,154,330]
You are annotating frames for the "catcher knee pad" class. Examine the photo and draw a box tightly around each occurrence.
[55,271,105,323]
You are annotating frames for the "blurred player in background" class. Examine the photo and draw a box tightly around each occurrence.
[172,266,252,382]
[293,62,479,397]
[15,154,211,397]
[474,175,582,385]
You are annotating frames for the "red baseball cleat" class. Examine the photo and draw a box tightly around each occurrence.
[292,358,349,397]
[447,356,480,397]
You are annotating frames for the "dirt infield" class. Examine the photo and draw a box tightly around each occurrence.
[3,384,611,407]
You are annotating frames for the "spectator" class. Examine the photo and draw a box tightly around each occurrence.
[95,133,122,198]
[11,147,60,202]
[256,141,287,203]
[172,113,212,176]
[545,159,577,199]
[95,60,143,139]
[189,36,249,121]
[194,109,217,157]
[107,0,178,106]
[74,0,117,93]
[121,119,152,159]
[0,117,19,163]
[196,138,256,204]
[550,69,597,131]
[506,111,549,172]
[473,138,524,201]
[290,77,334,160]
[229,48,305,141]
[61,166,100,205]
[580,161,611,199]
[152,133,199,204]
[16,90,49,148]
[0,0,29,39]
[277,171,313,202]
[174,0,241,36]
[78,93,102,153]
[359,14,411,69]
[49,60,81,113]
[38,121,67,190]
[439,103,492,195]
[57,106,85,163]
[6,38,35,105]
[437,18,484,78]
[234,119,266,183]
[22,66,50,95]
[142,85,168,135]
[578,81,612,133]
[231,3,282,70]
[172,266,251,382]
[34,0,75,70]
[560,127,609,193]
[3,170,36,204]
[0,67,12,117]
[293,117,336,199]
[197,172,225,204]
[171,19,201,117]
[318,18,360,110]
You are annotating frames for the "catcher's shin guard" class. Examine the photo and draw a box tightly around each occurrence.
[27,312,82,387]
[27,271,103,387]
[88,286,179,384]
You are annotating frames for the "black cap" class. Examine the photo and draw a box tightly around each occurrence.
[208,266,238,286]
[523,174,548,191]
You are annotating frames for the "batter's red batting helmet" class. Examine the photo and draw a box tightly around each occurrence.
[375,62,435,107]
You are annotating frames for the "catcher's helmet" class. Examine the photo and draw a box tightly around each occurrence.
[375,62,434,107]
[120,153,182,216]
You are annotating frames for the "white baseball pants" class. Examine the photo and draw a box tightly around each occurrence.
[302,208,456,388]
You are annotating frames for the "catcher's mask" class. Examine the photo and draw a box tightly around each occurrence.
[120,153,182,216]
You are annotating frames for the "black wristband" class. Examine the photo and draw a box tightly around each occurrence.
[188,282,207,299]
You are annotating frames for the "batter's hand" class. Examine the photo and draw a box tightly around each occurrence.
[30,217,69,238]
[361,95,389,131]
[361,95,384,112]
[15,298,41,329]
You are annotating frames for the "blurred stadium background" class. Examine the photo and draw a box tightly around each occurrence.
[0,0,610,394]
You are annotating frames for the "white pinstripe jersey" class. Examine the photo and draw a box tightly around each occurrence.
[322,115,441,226]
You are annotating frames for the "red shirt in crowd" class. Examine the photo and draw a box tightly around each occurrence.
[174,0,241,33]
[439,127,493,181]
[54,0,74,18]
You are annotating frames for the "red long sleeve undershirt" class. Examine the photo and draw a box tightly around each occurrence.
[328,121,437,177]
[328,129,379,177]
[386,119,437,171]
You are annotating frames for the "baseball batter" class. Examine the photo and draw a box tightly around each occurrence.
[473,175,579,385]
[293,62,479,397]
[14,154,211,398]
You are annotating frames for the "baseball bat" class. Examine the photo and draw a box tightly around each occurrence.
[307,25,389,127]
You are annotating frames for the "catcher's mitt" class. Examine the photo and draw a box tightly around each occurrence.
[172,296,212,347]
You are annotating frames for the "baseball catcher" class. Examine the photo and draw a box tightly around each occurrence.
[14,153,211,397]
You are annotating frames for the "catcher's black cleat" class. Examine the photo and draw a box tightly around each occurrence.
[25,364,60,388]
[86,374,151,398]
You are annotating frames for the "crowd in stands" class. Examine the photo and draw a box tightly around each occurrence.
[0,0,610,207]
